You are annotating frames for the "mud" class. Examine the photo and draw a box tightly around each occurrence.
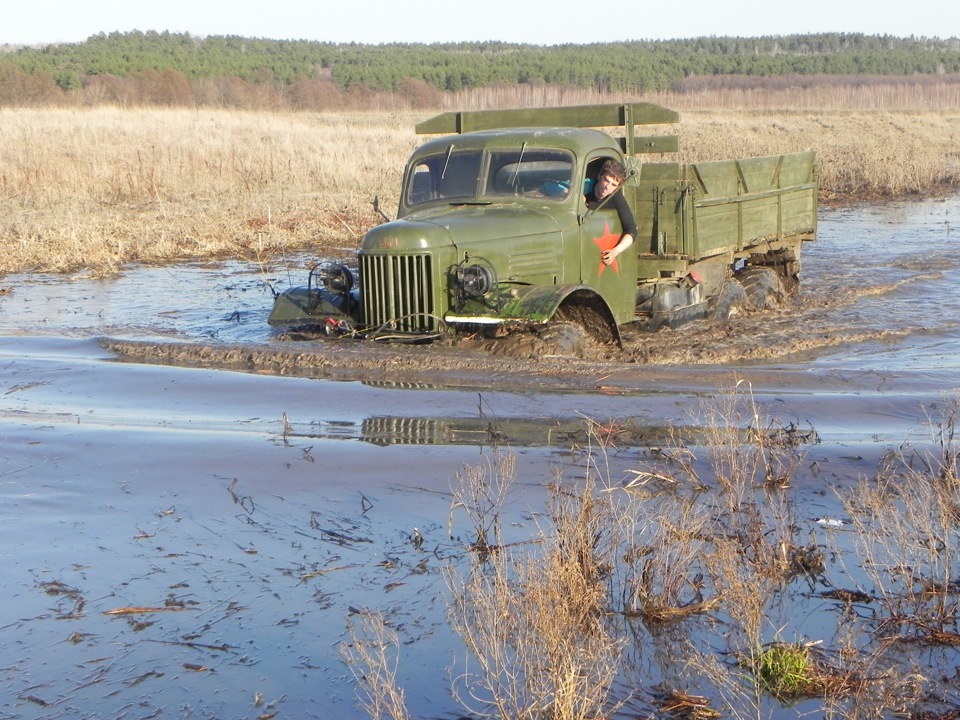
[2,195,960,719]
[82,192,960,389]
[94,310,923,396]
[96,263,955,395]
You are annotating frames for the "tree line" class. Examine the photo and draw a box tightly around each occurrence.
[2,30,959,108]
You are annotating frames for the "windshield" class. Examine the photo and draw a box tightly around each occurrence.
[406,148,483,205]
[486,149,573,200]
[405,147,574,207]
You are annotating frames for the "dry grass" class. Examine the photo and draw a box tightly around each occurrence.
[1,104,958,275]
[614,384,923,719]
[0,108,416,274]
[450,78,960,114]
[341,610,413,720]
[616,490,715,624]
[676,110,960,200]
[335,385,960,719]
[441,386,822,719]
[839,393,960,636]
[446,451,624,720]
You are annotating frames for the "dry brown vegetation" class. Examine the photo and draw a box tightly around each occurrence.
[840,399,960,639]
[0,108,416,274]
[341,610,413,720]
[1,88,959,275]
[340,386,960,720]
[446,457,624,720]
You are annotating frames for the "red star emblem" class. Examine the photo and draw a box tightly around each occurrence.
[592,222,621,276]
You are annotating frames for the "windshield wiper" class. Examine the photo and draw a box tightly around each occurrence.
[440,144,455,180]
[509,142,527,190]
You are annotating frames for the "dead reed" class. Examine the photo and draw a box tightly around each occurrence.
[341,610,413,720]
[1,105,958,275]
[336,384,960,719]
[446,451,624,720]
[0,107,416,274]
[676,110,960,200]
[448,77,960,114]
[839,393,960,636]
[442,386,820,718]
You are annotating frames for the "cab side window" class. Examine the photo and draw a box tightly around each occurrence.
[584,157,618,197]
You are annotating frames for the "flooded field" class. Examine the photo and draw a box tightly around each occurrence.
[1,194,959,719]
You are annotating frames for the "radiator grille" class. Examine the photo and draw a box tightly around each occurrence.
[360,253,436,332]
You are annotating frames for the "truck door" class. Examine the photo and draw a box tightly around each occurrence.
[579,156,638,324]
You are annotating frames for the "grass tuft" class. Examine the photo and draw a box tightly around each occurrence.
[749,641,816,702]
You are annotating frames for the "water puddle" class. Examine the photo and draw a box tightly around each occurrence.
[2,196,960,719]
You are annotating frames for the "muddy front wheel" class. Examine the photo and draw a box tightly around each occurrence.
[554,290,621,346]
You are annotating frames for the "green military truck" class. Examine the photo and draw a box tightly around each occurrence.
[268,103,817,342]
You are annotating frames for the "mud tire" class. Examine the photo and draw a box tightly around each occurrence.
[535,321,592,355]
[781,271,800,297]
[738,267,786,309]
[474,322,595,359]
[709,278,748,320]
[554,293,620,345]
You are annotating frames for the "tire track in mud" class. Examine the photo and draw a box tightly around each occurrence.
[98,281,949,394]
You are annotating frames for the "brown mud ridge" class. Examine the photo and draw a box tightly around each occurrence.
[100,290,912,393]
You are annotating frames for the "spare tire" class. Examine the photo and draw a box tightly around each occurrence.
[737,267,786,309]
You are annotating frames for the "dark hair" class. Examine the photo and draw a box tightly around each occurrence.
[599,159,627,183]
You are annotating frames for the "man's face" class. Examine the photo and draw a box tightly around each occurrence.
[595,173,621,199]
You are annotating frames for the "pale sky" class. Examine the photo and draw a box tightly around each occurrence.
[2,0,957,47]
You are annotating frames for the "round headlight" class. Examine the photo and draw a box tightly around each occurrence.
[456,263,494,298]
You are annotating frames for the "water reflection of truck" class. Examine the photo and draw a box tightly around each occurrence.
[268,103,817,342]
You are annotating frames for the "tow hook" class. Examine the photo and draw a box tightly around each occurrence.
[323,317,354,336]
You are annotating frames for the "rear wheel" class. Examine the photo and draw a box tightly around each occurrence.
[753,247,801,297]
[709,278,748,320]
[737,267,786,309]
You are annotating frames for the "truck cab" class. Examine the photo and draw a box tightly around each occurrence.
[359,104,682,341]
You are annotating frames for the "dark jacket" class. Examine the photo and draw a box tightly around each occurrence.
[585,188,638,238]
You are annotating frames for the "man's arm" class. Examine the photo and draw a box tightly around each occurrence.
[601,192,637,265]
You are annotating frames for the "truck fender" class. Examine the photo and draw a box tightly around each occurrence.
[501,284,622,347]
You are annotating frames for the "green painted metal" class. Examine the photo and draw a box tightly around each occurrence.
[270,104,818,338]
[267,286,354,326]
[416,102,680,157]
[444,283,596,324]
[619,134,679,154]
[416,102,679,134]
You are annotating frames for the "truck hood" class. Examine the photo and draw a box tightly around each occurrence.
[362,204,567,252]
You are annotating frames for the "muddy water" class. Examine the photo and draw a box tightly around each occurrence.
[1,195,959,719]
